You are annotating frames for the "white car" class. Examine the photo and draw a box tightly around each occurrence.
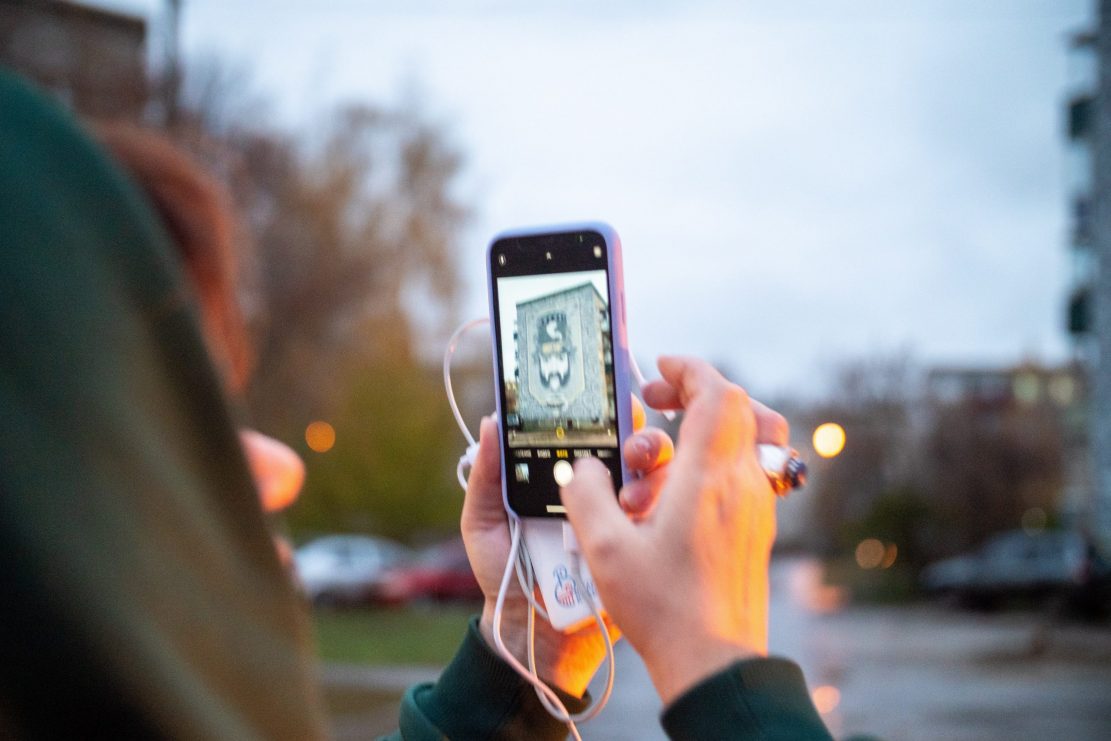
[293,535,412,606]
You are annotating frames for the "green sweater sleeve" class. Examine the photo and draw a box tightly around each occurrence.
[386,617,588,740]
[390,637,837,741]
[661,657,834,740]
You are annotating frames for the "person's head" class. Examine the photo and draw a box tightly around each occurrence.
[92,122,252,393]
[95,123,303,513]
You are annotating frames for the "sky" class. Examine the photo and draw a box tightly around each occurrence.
[108,0,1091,400]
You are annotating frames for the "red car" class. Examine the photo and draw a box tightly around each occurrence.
[374,537,483,605]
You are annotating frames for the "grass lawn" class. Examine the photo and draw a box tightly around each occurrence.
[311,604,477,666]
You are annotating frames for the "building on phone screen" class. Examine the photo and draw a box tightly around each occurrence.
[508,282,616,448]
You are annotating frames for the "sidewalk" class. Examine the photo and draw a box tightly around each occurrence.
[321,664,440,739]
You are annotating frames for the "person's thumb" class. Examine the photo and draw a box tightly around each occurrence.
[461,416,505,529]
[560,458,633,563]
[468,416,501,490]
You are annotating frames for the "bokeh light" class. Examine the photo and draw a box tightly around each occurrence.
[813,422,846,458]
[305,421,336,453]
[812,685,841,715]
[881,543,898,569]
[855,538,885,569]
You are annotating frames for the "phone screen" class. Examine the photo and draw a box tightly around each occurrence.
[489,229,625,517]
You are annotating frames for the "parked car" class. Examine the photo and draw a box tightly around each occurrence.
[920,529,1087,608]
[293,535,412,606]
[373,537,482,605]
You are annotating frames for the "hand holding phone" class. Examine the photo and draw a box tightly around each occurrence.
[560,356,790,706]
[462,406,674,694]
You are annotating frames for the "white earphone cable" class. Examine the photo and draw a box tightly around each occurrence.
[444,317,615,739]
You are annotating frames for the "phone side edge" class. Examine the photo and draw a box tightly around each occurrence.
[485,236,516,519]
[603,225,634,490]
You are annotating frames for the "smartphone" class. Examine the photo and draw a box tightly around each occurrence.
[487,223,632,518]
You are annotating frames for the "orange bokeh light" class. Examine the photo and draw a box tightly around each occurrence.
[305,421,336,453]
[881,542,898,569]
[855,538,885,569]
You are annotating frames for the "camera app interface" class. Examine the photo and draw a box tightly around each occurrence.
[491,233,622,516]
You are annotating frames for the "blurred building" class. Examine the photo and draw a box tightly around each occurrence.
[0,0,147,119]
[926,364,1082,411]
[926,362,1087,522]
[1064,2,1111,545]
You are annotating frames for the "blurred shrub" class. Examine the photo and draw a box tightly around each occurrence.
[290,359,463,540]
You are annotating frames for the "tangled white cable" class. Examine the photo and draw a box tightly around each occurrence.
[443,317,616,741]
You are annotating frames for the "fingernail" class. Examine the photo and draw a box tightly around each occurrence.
[632,436,652,465]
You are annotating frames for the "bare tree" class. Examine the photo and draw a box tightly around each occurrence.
[925,393,1064,555]
[803,354,923,554]
[801,354,1068,570]
[165,59,471,538]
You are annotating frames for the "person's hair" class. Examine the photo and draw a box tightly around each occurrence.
[93,123,252,392]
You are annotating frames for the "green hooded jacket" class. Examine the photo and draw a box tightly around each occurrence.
[0,68,326,739]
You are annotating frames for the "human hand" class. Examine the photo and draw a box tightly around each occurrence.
[240,429,306,570]
[463,398,673,697]
[560,356,788,706]
[240,429,305,513]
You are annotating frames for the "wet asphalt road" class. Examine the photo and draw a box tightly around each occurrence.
[583,557,1111,741]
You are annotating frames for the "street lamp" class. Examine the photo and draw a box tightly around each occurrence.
[812,422,846,458]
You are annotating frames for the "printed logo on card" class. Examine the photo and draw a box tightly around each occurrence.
[553,565,578,607]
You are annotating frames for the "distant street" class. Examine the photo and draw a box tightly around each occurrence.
[327,556,1111,739]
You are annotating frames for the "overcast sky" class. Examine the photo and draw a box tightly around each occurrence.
[111,0,1091,399]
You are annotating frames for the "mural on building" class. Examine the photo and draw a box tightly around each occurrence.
[506,281,616,448]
